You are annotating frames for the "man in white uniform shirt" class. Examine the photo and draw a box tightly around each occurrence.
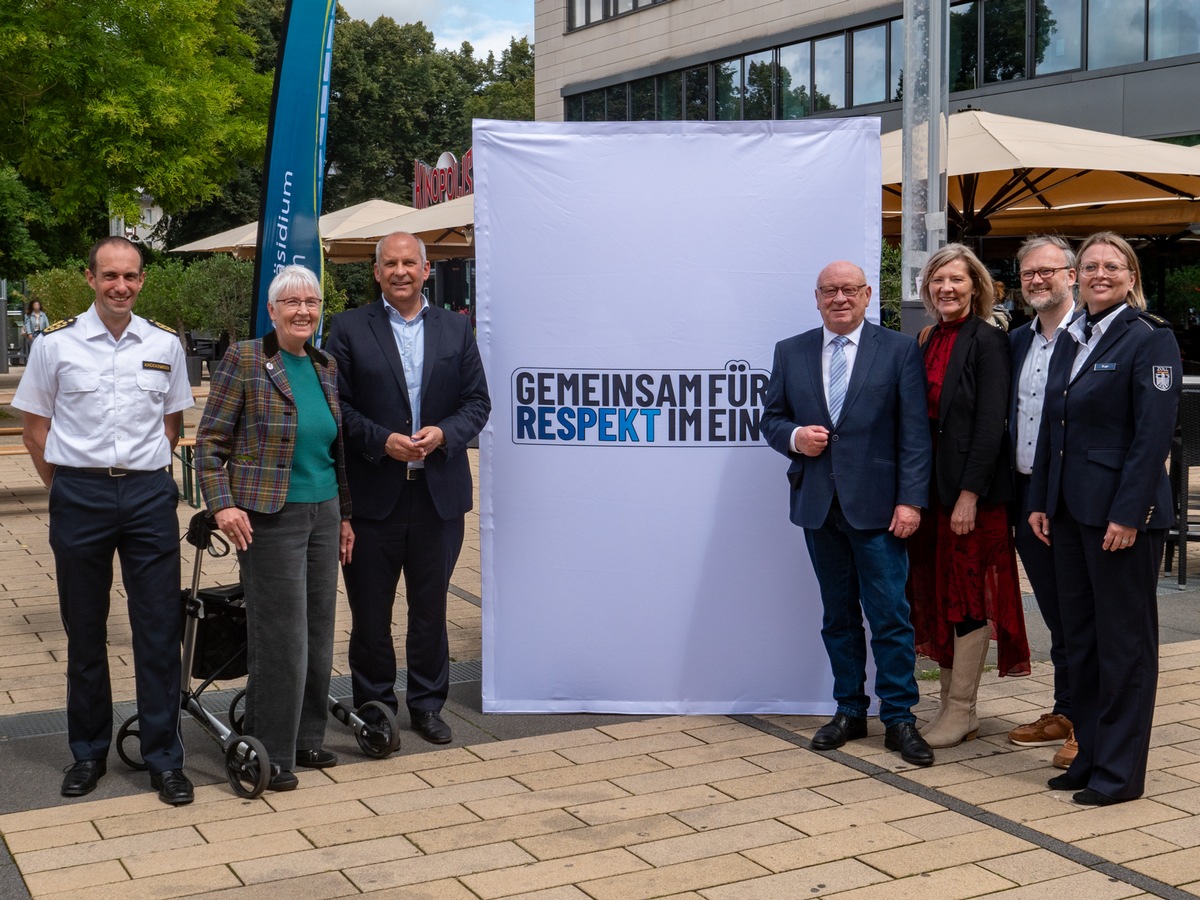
[1004,235,1078,768]
[13,236,195,805]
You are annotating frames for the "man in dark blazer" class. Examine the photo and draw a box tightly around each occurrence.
[1005,235,1077,764]
[763,260,934,767]
[325,232,491,744]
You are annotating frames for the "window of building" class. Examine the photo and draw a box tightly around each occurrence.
[565,94,583,122]
[1087,0,1145,69]
[658,71,682,120]
[950,2,980,90]
[852,25,888,105]
[890,19,904,101]
[630,77,656,120]
[569,0,670,30]
[983,0,1027,82]
[812,35,845,110]
[1034,0,1083,73]
[582,88,606,121]
[606,84,628,120]
[684,66,710,119]
[1149,0,1200,60]
[778,41,812,118]
[714,58,742,119]
[744,50,774,119]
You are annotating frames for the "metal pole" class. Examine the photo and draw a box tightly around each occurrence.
[900,0,949,335]
[0,278,8,374]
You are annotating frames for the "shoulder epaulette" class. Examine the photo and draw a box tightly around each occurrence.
[1137,311,1170,329]
[42,317,76,335]
[148,319,178,335]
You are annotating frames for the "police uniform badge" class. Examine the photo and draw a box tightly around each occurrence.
[1153,365,1173,392]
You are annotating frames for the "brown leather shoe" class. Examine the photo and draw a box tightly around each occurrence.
[1052,729,1078,769]
[1008,712,1072,747]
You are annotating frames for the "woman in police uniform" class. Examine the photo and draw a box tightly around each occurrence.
[1029,232,1180,805]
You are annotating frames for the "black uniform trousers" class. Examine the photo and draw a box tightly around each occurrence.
[1014,473,1071,719]
[343,474,463,716]
[1051,501,1162,800]
[49,468,184,773]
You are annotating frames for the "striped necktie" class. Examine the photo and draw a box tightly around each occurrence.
[828,335,849,423]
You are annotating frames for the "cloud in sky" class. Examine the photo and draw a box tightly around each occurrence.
[337,0,533,60]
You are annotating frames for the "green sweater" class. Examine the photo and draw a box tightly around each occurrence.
[280,349,338,504]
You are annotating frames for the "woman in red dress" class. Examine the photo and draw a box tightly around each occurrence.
[908,243,1030,749]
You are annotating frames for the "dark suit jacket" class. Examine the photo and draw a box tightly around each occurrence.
[927,314,1012,507]
[763,320,931,531]
[324,301,491,522]
[1030,305,1180,530]
[195,330,352,517]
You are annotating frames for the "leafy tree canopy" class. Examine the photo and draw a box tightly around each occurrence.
[0,0,272,223]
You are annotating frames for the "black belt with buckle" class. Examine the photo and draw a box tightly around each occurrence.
[59,466,168,478]
[405,467,425,481]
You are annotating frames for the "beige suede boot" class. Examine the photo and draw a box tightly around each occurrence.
[921,626,990,749]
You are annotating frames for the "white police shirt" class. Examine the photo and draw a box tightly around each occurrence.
[12,305,194,470]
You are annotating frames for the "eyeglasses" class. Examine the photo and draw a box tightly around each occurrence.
[1079,262,1130,277]
[818,284,867,299]
[1018,266,1070,281]
[277,297,322,311]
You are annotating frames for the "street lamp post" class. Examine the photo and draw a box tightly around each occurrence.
[900,0,949,335]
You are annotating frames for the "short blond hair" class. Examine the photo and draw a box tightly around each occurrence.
[918,243,995,320]
[1076,231,1145,310]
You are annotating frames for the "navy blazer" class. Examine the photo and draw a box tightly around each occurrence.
[325,301,491,522]
[763,321,931,531]
[927,315,1012,507]
[1029,305,1180,530]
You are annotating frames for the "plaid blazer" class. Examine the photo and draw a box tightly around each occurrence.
[196,331,352,517]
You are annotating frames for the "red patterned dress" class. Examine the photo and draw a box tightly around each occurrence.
[907,317,1030,676]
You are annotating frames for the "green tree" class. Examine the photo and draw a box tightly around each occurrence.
[179,255,255,342]
[25,266,92,323]
[0,0,272,224]
[0,167,50,280]
[135,258,191,338]
[466,38,535,124]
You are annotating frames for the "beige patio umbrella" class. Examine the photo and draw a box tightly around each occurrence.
[882,109,1200,238]
[171,198,416,260]
[327,193,475,262]
[172,221,261,256]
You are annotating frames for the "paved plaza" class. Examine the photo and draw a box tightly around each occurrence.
[3,373,1200,898]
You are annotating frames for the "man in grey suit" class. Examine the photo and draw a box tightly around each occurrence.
[325,232,490,745]
[763,260,934,766]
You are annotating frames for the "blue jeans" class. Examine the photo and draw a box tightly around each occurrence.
[804,502,919,726]
[238,498,340,770]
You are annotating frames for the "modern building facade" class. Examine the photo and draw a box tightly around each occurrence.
[534,0,1200,143]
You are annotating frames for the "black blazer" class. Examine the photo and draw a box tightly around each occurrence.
[324,301,491,522]
[1030,305,1180,530]
[926,314,1013,507]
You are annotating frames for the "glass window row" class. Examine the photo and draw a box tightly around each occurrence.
[564,0,1200,121]
[570,0,668,30]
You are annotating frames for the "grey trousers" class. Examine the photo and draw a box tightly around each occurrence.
[238,498,340,771]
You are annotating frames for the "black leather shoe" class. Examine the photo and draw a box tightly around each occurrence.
[811,713,868,751]
[61,759,106,797]
[268,766,299,792]
[410,710,452,744]
[150,769,194,806]
[1047,772,1087,791]
[295,749,338,768]
[1073,788,1125,806]
[884,722,935,767]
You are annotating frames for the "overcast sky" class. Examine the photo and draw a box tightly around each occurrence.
[336,0,534,60]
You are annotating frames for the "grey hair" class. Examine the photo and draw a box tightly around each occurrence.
[375,232,427,266]
[267,264,322,309]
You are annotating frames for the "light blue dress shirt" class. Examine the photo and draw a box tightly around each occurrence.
[383,296,428,469]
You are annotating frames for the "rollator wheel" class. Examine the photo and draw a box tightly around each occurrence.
[116,714,149,771]
[228,689,247,735]
[355,701,401,758]
[223,734,270,798]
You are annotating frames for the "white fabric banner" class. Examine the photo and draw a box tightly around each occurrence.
[475,119,882,713]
